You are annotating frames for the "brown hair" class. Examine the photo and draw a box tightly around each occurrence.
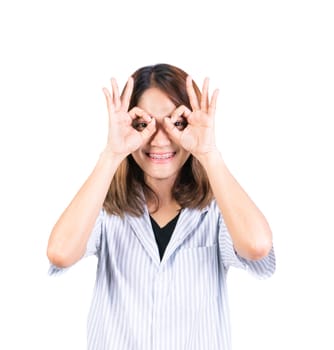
[103,63,213,216]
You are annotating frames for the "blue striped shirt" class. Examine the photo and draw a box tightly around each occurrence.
[49,200,275,350]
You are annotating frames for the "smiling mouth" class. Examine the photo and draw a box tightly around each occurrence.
[146,152,176,160]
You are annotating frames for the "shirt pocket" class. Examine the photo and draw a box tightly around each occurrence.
[170,245,219,307]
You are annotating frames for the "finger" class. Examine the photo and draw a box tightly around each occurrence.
[200,77,210,111]
[186,76,200,111]
[140,118,156,141]
[102,87,115,114]
[208,89,219,116]
[111,78,121,110]
[129,107,151,122]
[171,105,191,123]
[163,117,182,144]
[121,77,134,111]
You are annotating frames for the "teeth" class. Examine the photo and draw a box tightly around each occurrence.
[148,153,174,159]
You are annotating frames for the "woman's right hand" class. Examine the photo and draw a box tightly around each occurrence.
[102,77,156,158]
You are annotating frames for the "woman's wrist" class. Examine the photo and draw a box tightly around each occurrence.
[193,149,224,169]
[99,147,127,169]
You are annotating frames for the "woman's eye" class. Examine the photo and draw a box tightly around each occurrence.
[133,122,148,131]
[174,120,188,130]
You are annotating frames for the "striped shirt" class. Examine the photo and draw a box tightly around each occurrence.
[49,200,275,350]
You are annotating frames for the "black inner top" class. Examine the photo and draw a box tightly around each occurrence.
[150,212,181,260]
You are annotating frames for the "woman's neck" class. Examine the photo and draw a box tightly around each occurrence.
[148,199,181,228]
[144,176,181,223]
[145,176,175,205]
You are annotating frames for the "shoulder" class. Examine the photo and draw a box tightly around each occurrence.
[181,199,221,227]
[99,209,131,231]
[202,199,221,218]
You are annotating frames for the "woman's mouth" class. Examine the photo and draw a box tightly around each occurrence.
[146,152,176,162]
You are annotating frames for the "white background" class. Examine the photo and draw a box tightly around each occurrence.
[1,0,333,349]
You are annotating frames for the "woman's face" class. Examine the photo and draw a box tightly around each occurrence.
[131,87,190,187]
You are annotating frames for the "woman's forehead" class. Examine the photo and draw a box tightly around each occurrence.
[137,88,176,119]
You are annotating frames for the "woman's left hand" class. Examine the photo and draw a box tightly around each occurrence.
[164,76,219,159]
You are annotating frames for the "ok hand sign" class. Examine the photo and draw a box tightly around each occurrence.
[164,76,219,159]
[102,77,156,158]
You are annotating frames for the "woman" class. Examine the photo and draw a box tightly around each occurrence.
[47,63,275,349]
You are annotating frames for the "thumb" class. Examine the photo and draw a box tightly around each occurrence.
[163,117,181,144]
[140,117,156,142]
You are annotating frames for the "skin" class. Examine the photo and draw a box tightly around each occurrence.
[132,88,190,185]
[47,74,273,268]
[131,88,190,224]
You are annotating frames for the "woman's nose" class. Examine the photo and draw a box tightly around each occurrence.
[150,125,171,147]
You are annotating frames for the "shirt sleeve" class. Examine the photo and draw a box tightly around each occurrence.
[48,209,105,276]
[218,212,276,279]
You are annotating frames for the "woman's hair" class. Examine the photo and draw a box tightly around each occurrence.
[103,63,213,216]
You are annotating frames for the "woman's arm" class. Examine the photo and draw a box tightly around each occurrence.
[47,78,156,268]
[164,76,272,260]
[47,151,123,268]
[196,151,272,261]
